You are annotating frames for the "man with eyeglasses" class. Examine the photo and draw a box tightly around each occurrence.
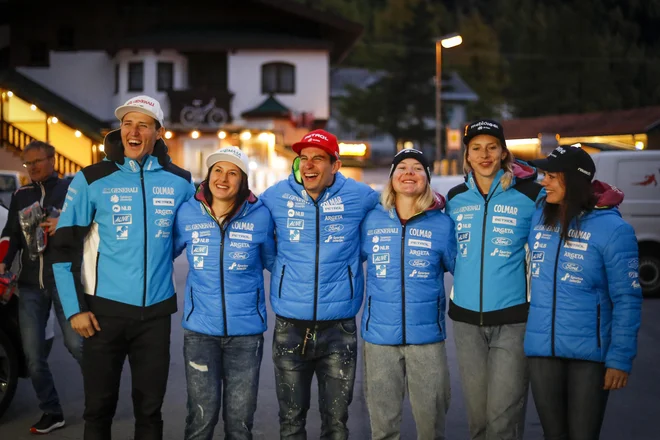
[0,140,82,434]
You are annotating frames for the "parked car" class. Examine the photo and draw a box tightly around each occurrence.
[591,150,660,297]
[430,174,466,198]
[0,170,24,209]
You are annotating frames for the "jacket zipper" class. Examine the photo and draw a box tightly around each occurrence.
[139,166,148,318]
[93,252,100,295]
[401,223,407,344]
[278,265,286,298]
[256,288,265,323]
[38,182,45,289]
[523,254,529,303]
[596,304,601,348]
[313,201,320,322]
[551,239,562,356]
[479,199,489,325]
[366,296,372,331]
[478,185,499,326]
[220,228,228,335]
[186,287,195,321]
[348,265,354,299]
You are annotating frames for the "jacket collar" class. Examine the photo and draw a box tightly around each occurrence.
[32,172,60,188]
[113,155,163,173]
[467,169,504,198]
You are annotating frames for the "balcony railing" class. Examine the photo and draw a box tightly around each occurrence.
[0,120,83,176]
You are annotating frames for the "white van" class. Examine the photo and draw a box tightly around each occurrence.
[430,175,466,198]
[591,151,660,297]
[0,171,25,209]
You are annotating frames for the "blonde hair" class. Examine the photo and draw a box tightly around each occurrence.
[463,139,516,190]
[381,180,436,214]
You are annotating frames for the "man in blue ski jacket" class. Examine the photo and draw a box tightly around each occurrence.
[52,96,195,440]
[261,129,379,439]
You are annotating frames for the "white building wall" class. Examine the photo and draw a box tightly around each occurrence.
[16,49,329,127]
[18,51,115,121]
[114,49,187,125]
[228,50,329,124]
[18,50,188,125]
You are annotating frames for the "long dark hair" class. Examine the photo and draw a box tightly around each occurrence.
[541,169,598,241]
[202,165,250,228]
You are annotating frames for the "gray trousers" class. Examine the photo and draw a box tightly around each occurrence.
[453,321,529,440]
[363,341,450,440]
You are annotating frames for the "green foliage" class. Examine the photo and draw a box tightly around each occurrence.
[300,0,660,123]
[338,0,445,152]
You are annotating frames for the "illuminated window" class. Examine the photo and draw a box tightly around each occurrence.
[261,62,295,94]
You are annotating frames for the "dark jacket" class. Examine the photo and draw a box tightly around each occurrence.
[0,173,69,287]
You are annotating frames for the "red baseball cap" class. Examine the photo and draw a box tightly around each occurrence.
[291,129,340,160]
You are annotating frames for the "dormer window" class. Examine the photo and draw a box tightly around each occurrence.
[128,62,144,92]
[157,62,174,91]
[262,62,295,94]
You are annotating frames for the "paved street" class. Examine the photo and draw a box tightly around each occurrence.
[1,256,658,439]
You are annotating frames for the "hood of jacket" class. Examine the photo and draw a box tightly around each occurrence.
[593,180,624,209]
[512,160,538,181]
[103,128,171,167]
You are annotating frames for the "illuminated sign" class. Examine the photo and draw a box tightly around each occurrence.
[338,142,369,157]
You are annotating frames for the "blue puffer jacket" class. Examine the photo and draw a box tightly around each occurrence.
[174,186,275,336]
[53,152,195,320]
[446,162,543,325]
[524,181,643,373]
[361,195,456,345]
[261,171,379,321]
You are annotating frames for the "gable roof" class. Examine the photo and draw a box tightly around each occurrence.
[11,0,363,66]
[330,67,478,102]
[254,0,363,63]
[242,95,291,119]
[502,106,660,139]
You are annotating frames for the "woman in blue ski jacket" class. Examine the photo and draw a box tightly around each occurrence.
[525,144,642,440]
[361,149,456,439]
[173,147,276,440]
[445,120,543,440]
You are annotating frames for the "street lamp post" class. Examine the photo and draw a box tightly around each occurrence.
[434,33,462,174]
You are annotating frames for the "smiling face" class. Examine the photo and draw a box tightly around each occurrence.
[208,161,243,203]
[466,134,508,180]
[540,171,566,204]
[120,111,163,162]
[298,146,341,199]
[391,158,428,197]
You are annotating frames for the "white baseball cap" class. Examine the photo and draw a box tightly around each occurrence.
[206,147,250,175]
[115,95,165,127]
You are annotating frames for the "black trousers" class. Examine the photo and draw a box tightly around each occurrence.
[528,357,610,440]
[82,314,171,440]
